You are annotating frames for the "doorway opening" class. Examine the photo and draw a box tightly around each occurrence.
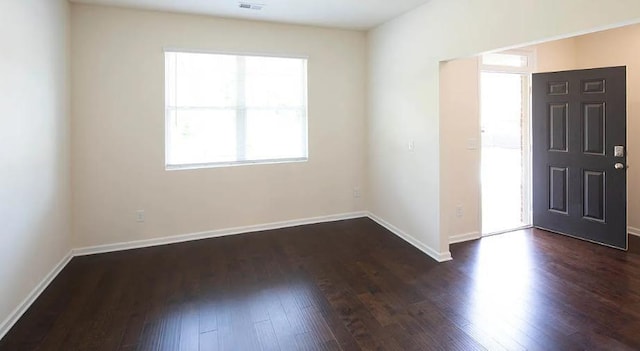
[480,51,533,235]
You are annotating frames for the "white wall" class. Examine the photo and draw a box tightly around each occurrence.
[71,4,367,248]
[368,0,640,258]
[0,0,71,332]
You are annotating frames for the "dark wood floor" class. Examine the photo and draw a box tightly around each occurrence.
[2,218,640,350]
[629,234,640,255]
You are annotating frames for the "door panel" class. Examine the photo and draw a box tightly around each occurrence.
[549,104,568,151]
[532,66,627,249]
[583,103,605,154]
[583,170,605,221]
[549,167,568,213]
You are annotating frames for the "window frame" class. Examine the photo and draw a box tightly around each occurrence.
[163,48,309,171]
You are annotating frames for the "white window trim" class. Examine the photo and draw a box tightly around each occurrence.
[163,47,309,60]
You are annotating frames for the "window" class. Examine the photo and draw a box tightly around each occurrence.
[482,53,528,68]
[481,50,535,74]
[165,51,308,169]
[479,49,534,235]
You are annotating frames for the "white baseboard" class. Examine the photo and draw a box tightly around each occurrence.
[73,210,454,264]
[367,212,452,262]
[449,231,481,244]
[73,211,455,264]
[73,211,369,256]
[0,212,368,341]
[629,226,640,237]
[0,250,73,341]
[1,210,453,342]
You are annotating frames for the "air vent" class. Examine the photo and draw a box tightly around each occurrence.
[239,2,264,10]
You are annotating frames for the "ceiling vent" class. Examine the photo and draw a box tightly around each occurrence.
[239,2,264,10]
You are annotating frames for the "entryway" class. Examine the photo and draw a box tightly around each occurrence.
[480,52,628,249]
[441,23,637,250]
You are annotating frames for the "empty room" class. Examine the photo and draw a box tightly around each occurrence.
[2,0,640,350]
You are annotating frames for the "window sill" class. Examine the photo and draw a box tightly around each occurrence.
[165,157,308,171]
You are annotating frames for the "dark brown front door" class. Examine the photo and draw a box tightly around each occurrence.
[532,66,627,249]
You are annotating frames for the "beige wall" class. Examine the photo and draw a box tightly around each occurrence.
[368,0,640,259]
[532,38,578,72]
[439,57,481,242]
[0,0,71,333]
[71,4,367,248]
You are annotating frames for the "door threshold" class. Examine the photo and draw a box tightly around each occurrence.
[533,226,628,251]
[482,224,533,237]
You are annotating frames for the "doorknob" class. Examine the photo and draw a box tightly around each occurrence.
[615,163,625,169]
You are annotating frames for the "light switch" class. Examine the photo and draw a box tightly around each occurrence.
[466,138,479,150]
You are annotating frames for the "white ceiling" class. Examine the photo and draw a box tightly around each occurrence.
[69,0,431,30]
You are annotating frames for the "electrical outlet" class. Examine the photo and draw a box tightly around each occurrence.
[136,210,145,223]
[455,205,463,218]
[353,187,361,198]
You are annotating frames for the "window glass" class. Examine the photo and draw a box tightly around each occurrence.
[482,53,528,68]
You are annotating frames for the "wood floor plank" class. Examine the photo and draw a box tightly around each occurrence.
[198,330,218,351]
[254,320,280,351]
[178,303,200,351]
[3,219,640,350]
[13,260,107,351]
